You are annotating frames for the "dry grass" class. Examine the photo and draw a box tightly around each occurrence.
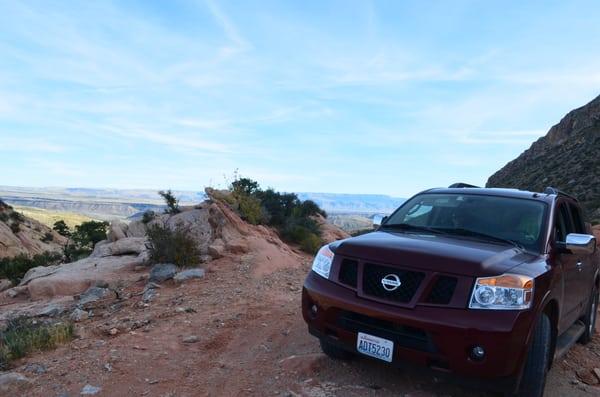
[0,317,74,370]
[14,206,96,229]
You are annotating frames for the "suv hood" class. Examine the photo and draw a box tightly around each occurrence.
[333,231,539,277]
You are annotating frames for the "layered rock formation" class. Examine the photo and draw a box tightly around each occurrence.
[487,95,600,222]
[0,200,66,258]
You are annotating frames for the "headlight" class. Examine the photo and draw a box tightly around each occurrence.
[469,274,534,310]
[311,244,334,279]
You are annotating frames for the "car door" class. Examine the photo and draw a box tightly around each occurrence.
[568,202,595,311]
[554,202,583,331]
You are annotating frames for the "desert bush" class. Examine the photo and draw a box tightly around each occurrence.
[0,317,74,370]
[63,220,108,262]
[41,232,54,243]
[227,177,325,253]
[0,252,63,284]
[159,190,180,214]
[52,220,71,237]
[146,223,200,267]
[0,212,8,223]
[9,222,20,234]
[8,211,24,222]
[142,210,156,224]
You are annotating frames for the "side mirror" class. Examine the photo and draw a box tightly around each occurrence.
[565,233,596,255]
[373,215,388,228]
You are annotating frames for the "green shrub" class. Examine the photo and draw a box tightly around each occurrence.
[8,211,24,222]
[0,317,73,370]
[159,190,180,214]
[227,176,325,253]
[0,212,8,223]
[52,220,71,237]
[0,252,63,284]
[142,210,156,224]
[9,222,19,234]
[146,223,199,267]
[41,232,54,243]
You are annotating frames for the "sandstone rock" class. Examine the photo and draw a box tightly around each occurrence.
[78,286,114,306]
[6,286,28,298]
[70,308,89,322]
[0,278,11,292]
[126,220,147,238]
[182,335,200,343]
[173,268,205,283]
[142,287,157,303]
[149,263,177,283]
[81,384,101,395]
[91,237,148,258]
[19,265,60,286]
[0,372,30,393]
[208,239,226,259]
[37,302,65,317]
[26,254,144,300]
[107,222,128,242]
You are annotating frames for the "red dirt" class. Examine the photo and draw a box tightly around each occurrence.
[3,255,600,397]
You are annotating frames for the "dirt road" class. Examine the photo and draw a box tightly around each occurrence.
[8,257,600,397]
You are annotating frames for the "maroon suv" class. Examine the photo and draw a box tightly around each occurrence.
[302,185,599,397]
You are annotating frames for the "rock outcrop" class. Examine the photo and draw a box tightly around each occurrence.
[0,200,66,258]
[487,95,600,222]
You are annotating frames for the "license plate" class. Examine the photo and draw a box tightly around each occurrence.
[356,332,394,362]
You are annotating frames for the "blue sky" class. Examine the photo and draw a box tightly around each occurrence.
[1,0,599,197]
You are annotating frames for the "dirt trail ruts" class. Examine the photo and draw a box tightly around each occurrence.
[6,257,600,397]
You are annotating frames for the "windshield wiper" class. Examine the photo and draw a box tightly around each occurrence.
[380,223,447,235]
[435,228,525,250]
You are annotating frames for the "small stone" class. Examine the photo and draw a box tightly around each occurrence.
[182,335,200,344]
[104,363,113,372]
[148,263,177,283]
[173,268,205,283]
[0,372,30,392]
[142,288,157,303]
[78,287,113,306]
[37,303,64,317]
[70,308,89,322]
[0,278,12,292]
[24,363,47,374]
[109,328,119,336]
[81,384,101,395]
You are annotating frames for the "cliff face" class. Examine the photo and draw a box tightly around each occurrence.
[0,200,66,258]
[487,95,600,222]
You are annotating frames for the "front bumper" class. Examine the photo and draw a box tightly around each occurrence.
[302,271,536,388]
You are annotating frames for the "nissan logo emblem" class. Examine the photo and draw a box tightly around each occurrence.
[381,274,402,291]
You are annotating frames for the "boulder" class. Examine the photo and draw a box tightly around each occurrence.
[208,239,226,259]
[0,372,30,393]
[107,222,128,242]
[173,268,205,283]
[78,286,114,306]
[0,278,11,292]
[149,263,177,283]
[70,308,89,322]
[36,302,65,317]
[19,265,60,286]
[26,254,143,300]
[91,237,148,258]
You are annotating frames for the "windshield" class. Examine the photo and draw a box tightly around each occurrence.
[384,193,547,252]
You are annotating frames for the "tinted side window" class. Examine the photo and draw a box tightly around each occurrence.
[568,203,586,233]
[555,204,573,242]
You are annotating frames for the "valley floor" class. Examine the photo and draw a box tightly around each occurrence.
[3,257,599,397]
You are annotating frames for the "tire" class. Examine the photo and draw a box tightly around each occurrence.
[319,338,353,360]
[579,286,598,345]
[515,314,551,397]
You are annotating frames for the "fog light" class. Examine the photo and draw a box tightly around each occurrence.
[470,346,485,361]
[310,304,318,319]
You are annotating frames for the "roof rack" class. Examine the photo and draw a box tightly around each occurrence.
[448,183,481,188]
[543,186,578,201]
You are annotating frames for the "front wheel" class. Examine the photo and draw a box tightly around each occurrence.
[579,286,598,345]
[515,314,551,397]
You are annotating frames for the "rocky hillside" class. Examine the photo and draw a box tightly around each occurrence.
[487,95,600,222]
[0,200,66,259]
